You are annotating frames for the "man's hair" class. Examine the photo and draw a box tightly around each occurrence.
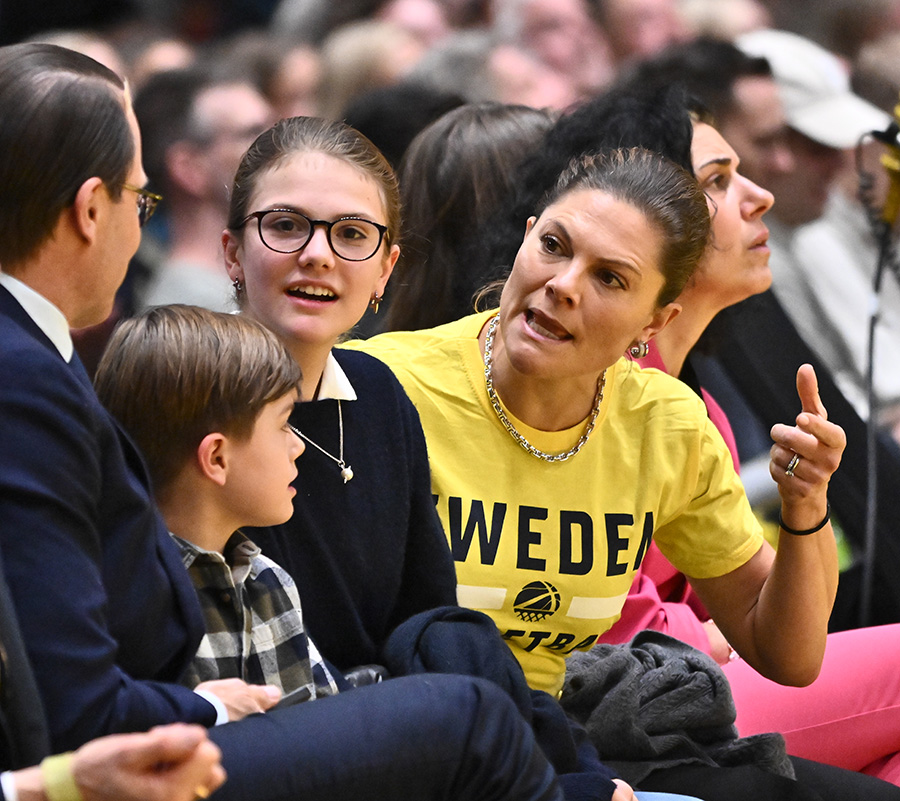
[95,305,302,492]
[0,43,133,267]
[616,37,773,125]
[133,64,263,195]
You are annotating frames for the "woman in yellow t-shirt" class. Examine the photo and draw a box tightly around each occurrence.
[359,145,846,698]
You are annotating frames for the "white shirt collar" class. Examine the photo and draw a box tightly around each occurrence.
[316,351,357,401]
[0,271,73,361]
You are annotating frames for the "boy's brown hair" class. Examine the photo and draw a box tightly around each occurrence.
[95,304,301,491]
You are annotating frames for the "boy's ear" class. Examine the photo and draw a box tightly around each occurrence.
[196,432,228,487]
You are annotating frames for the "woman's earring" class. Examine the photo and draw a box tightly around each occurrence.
[232,277,244,294]
[629,340,649,359]
[369,292,382,314]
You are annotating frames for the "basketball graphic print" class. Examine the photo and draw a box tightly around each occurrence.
[513,581,561,622]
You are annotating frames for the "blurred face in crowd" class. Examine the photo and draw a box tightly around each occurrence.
[720,74,843,227]
[601,0,690,63]
[192,83,273,206]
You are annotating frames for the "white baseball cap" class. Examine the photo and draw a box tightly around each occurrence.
[737,28,890,149]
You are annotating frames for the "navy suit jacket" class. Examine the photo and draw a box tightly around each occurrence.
[0,285,216,752]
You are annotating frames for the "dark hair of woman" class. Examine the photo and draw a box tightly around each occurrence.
[472,84,697,301]
[227,114,400,257]
[384,102,553,332]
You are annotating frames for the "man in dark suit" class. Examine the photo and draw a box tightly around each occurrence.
[0,43,273,749]
[0,42,566,801]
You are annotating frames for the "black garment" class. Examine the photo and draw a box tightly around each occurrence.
[383,606,619,801]
[639,757,900,801]
[249,349,457,671]
[0,549,49,772]
[700,291,900,627]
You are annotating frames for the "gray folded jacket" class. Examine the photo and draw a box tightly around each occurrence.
[560,630,794,785]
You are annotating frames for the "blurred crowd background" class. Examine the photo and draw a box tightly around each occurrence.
[3,0,899,138]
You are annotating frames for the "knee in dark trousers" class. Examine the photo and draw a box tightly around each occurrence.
[209,673,564,801]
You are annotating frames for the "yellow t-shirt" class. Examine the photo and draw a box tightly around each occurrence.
[352,311,763,695]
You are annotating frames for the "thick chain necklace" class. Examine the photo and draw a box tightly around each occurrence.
[483,314,605,463]
[290,399,354,483]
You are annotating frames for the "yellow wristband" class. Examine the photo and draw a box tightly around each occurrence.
[40,754,84,801]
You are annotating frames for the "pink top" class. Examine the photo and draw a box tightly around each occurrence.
[599,344,741,654]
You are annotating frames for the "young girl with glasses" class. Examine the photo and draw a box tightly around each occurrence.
[222,116,458,675]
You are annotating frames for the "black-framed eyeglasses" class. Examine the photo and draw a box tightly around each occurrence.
[240,208,389,261]
[122,183,163,227]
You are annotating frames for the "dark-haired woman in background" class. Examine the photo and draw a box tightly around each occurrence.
[597,112,900,786]
[383,101,552,332]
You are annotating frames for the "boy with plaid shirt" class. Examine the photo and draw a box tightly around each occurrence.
[95,304,339,702]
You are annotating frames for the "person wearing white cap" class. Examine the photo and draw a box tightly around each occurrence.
[736,28,900,433]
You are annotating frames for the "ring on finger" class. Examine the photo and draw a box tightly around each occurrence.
[785,453,801,477]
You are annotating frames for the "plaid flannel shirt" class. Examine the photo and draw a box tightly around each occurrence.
[173,532,339,700]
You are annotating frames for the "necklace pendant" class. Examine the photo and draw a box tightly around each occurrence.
[341,465,354,483]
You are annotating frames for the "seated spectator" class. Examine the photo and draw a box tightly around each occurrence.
[351,137,899,799]
[407,30,578,110]
[202,31,321,119]
[317,19,427,121]
[384,101,553,332]
[492,0,614,98]
[616,35,900,625]
[134,65,274,313]
[95,305,339,699]
[376,0,452,47]
[734,29,896,426]
[591,95,900,786]
[588,0,690,67]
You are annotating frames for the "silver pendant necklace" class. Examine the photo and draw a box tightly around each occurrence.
[483,314,606,463]
[289,400,354,483]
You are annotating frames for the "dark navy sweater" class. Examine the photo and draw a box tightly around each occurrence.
[248,348,457,671]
